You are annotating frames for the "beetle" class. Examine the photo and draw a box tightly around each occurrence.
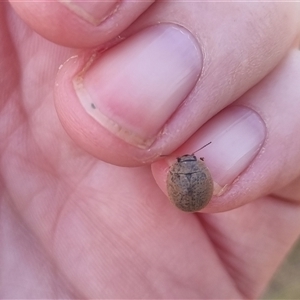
[167,142,213,212]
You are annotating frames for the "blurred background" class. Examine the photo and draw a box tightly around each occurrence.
[262,238,300,299]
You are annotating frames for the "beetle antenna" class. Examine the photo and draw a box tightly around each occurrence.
[192,142,212,155]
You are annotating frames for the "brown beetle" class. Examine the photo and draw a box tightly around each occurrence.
[167,142,213,212]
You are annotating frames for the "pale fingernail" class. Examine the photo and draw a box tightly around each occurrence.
[188,106,266,192]
[73,24,202,148]
[59,0,120,26]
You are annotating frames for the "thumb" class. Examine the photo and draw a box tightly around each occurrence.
[55,23,202,166]
[55,2,299,166]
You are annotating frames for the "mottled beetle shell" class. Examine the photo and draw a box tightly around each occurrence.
[167,154,213,212]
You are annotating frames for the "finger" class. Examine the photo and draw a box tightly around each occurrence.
[9,0,154,48]
[152,49,300,212]
[201,195,300,299]
[55,2,300,166]
[273,176,300,202]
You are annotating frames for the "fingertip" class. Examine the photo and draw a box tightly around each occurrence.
[55,52,142,166]
[151,106,267,214]
[54,23,202,167]
[9,0,154,48]
[55,49,166,167]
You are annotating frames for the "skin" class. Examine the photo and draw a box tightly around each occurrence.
[1,1,300,298]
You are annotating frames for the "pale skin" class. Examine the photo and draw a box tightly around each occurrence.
[1,1,300,298]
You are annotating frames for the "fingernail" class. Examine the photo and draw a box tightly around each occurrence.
[59,0,120,26]
[73,24,202,148]
[186,106,266,193]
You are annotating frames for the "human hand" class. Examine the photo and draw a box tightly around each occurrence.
[1,1,300,298]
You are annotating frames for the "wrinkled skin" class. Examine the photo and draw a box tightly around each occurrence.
[1,2,300,299]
